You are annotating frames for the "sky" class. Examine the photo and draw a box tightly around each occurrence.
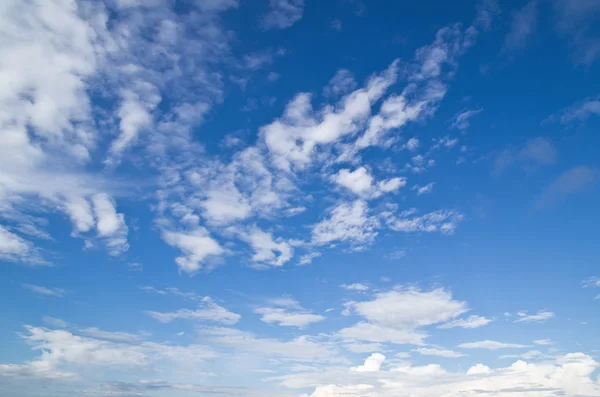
[1,0,600,396]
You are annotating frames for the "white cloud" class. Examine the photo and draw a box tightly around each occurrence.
[384,209,464,235]
[438,315,492,329]
[533,339,554,346]
[458,340,530,350]
[0,226,41,264]
[79,328,142,344]
[338,288,467,345]
[341,283,369,292]
[552,0,600,65]
[412,183,434,195]
[22,283,67,297]
[255,307,325,328]
[414,347,465,358]
[262,0,304,30]
[92,193,129,255]
[344,343,384,354]
[332,167,406,199]
[351,353,385,373]
[514,310,555,323]
[405,137,420,151]
[161,228,224,273]
[146,297,240,325]
[451,108,482,130]
[536,166,596,209]
[239,226,293,268]
[312,200,379,247]
[500,350,543,360]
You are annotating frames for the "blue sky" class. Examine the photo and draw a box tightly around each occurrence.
[1,0,600,396]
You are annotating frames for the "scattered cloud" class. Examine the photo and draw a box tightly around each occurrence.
[438,315,493,329]
[533,339,554,346]
[255,305,325,328]
[514,310,555,323]
[451,109,482,130]
[457,340,530,350]
[341,283,370,292]
[414,347,465,358]
[42,317,68,328]
[146,297,241,325]
[22,284,67,298]
[412,183,435,195]
[262,0,304,30]
[351,353,385,372]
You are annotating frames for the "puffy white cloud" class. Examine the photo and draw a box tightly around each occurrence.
[255,307,325,328]
[438,315,492,329]
[161,228,224,273]
[92,193,129,255]
[414,347,465,358]
[332,167,406,198]
[405,137,420,151]
[262,0,304,30]
[146,296,240,325]
[514,310,555,323]
[338,288,467,345]
[0,226,40,263]
[341,283,369,292]
[351,353,385,373]
[458,340,530,350]
[238,226,293,268]
[22,283,67,297]
[312,200,379,247]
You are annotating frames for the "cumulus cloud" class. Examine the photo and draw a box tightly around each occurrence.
[341,283,369,292]
[255,307,325,328]
[238,226,293,268]
[161,228,224,273]
[351,353,385,372]
[332,167,406,198]
[312,200,379,247]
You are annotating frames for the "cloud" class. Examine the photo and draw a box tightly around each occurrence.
[405,137,420,151]
[533,339,554,346]
[438,315,493,329]
[552,0,600,65]
[503,0,538,51]
[312,200,379,247]
[338,287,468,345]
[412,183,435,195]
[383,208,464,235]
[332,167,406,198]
[262,0,304,30]
[92,193,129,255]
[161,228,224,273]
[514,310,555,323]
[0,226,43,264]
[146,297,240,324]
[202,327,343,363]
[451,109,482,130]
[238,226,293,268]
[0,325,216,380]
[323,69,357,98]
[494,137,557,174]
[553,96,600,124]
[351,353,385,373]
[42,317,68,328]
[341,283,370,292]
[536,166,596,209]
[255,307,325,328]
[22,284,67,297]
[458,340,530,350]
[414,347,465,358]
